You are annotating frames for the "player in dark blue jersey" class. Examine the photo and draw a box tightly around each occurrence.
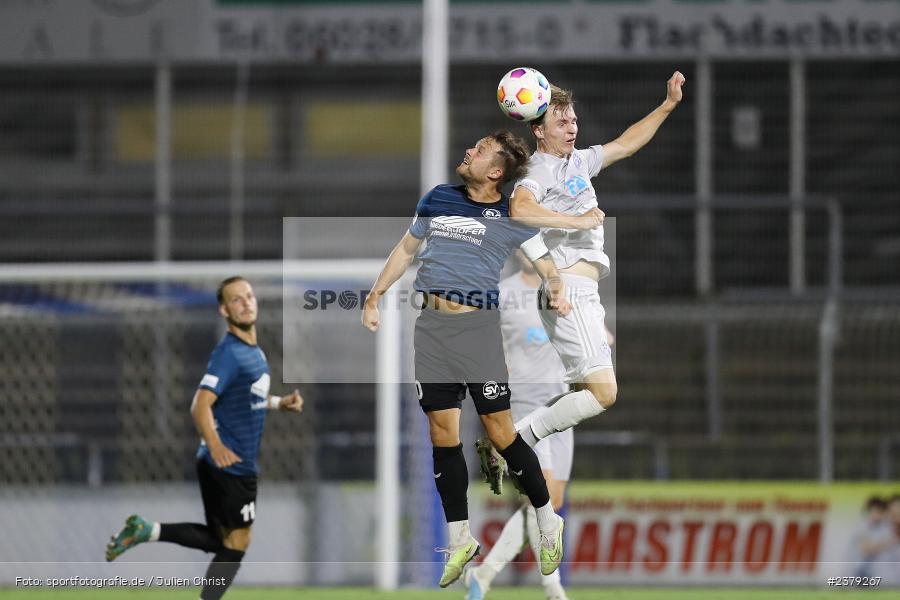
[363,131,572,587]
[105,277,304,600]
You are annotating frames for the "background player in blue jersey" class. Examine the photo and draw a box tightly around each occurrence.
[105,277,303,600]
[362,131,596,588]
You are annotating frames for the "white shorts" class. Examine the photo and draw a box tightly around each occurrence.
[540,273,614,383]
[510,382,573,482]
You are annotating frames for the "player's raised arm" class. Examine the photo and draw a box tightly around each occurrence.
[510,185,604,230]
[600,70,686,170]
[190,388,242,469]
[362,231,424,332]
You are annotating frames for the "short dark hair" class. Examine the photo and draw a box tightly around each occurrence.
[866,496,888,511]
[217,276,248,305]
[531,84,575,130]
[489,130,531,190]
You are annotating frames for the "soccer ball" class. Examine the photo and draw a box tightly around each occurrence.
[497,67,551,122]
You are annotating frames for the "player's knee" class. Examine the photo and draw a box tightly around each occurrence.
[428,421,459,447]
[588,382,617,409]
[226,537,250,552]
[481,414,517,450]
[486,427,516,451]
[223,528,252,552]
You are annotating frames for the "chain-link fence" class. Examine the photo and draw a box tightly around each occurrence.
[2,270,899,485]
[0,277,317,485]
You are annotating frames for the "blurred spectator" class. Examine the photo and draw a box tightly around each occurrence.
[851,496,887,577]
[864,495,900,583]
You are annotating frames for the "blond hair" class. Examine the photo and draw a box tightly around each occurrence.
[531,84,574,129]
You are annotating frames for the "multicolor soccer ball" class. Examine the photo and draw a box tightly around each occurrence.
[497,67,551,122]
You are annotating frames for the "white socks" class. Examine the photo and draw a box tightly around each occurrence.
[474,505,566,594]
[517,389,605,446]
[526,506,562,590]
[447,519,472,548]
[478,508,525,586]
[534,501,558,536]
[476,506,564,591]
[149,522,161,542]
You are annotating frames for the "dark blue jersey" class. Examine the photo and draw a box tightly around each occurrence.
[196,332,270,477]
[409,184,539,309]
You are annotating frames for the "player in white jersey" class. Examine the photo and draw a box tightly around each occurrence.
[507,72,685,451]
[465,251,568,600]
[467,252,615,600]
[500,253,572,490]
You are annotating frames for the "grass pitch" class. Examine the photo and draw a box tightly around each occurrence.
[2,587,896,599]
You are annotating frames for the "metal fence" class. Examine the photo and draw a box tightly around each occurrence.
[2,245,899,485]
[1,53,898,484]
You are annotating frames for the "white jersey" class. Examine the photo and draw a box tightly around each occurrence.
[499,274,566,387]
[500,273,573,480]
[514,146,610,277]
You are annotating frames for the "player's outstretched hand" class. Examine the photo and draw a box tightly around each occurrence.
[666,71,686,107]
[572,207,604,230]
[210,442,242,469]
[280,389,304,412]
[362,302,380,332]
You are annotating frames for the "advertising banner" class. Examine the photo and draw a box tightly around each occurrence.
[474,482,900,587]
[0,0,897,64]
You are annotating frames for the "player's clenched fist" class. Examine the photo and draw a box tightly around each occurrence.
[280,389,304,412]
[545,279,572,317]
[572,207,604,230]
[362,300,380,332]
[666,71,686,107]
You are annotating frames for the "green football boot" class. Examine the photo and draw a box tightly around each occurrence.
[106,514,153,562]
[437,539,480,588]
[475,437,506,496]
[539,516,564,576]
